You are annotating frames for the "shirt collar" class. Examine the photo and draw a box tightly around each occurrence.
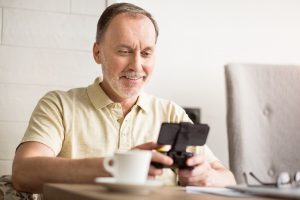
[136,92,150,113]
[87,77,114,110]
[87,76,150,112]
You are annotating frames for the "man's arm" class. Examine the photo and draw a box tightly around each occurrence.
[178,155,236,186]
[12,141,173,193]
[12,142,109,193]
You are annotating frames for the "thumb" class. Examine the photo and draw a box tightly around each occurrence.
[132,142,160,150]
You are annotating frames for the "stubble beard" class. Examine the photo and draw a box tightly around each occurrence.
[108,75,144,100]
[101,54,147,100]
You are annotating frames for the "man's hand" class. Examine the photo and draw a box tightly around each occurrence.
[178,155,236,187]
[132,142,173,178]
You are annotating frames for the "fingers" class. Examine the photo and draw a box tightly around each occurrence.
[132,142,160,150]
[178,155,211,186]
[186,154,205,166]
[148,151,173,177]
[148,165,163,177]
[151,150,173,165]
[178,167,209,186]
[148,152,171,178]
[133,142,173,166]
[179,162,210,178]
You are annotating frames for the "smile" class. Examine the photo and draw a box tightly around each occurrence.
[122,75,144,80]
[126,77,141,80]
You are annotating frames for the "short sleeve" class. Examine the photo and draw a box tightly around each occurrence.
[193,144,219,163]
[21,91,64,156]
[168,101,193,123]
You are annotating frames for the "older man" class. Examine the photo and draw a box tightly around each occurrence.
[12,3,235,193]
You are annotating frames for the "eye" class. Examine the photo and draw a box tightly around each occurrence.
[119,50,128,54]
[141,50,152,57]
[118,49,131,55]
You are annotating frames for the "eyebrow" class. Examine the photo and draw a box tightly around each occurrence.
[116,44,131,49]
[116,44,154,51]
[143,47,154,51]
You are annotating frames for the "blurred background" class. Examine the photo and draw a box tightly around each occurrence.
[1,0,300,175]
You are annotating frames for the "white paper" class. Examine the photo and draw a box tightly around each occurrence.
[186,186,252,197]
[228,185,300,199]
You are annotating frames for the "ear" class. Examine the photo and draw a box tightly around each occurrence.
[93,42,101,64]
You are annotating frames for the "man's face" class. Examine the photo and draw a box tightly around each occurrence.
[93,13,156,102]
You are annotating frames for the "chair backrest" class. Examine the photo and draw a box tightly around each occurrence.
[225,63,300,184]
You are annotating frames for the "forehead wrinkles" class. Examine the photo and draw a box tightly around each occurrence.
[103,13,156,48]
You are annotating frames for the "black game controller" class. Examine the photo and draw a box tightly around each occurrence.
[151,122,209,170]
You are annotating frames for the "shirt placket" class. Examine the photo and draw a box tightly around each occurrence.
[119,111,132,151]
[110,103,132,151]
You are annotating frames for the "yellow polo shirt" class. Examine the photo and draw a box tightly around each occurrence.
[21,77,218,185]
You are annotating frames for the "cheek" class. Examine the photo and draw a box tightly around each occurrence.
[143,59,155,74]
[103,56,127,74]
[144,65,154,76]
[144,56,155,74]
[144,67,153,75]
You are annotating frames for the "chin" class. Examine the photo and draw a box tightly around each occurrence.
[119,89,141,99]
[123,92,140,99]
[120,84,143,94]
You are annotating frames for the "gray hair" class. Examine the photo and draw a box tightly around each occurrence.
[96,3,159,43]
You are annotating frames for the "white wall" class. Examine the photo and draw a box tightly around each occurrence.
[0,0,105,175]
[1,0,300,175]
[122,0,300,166]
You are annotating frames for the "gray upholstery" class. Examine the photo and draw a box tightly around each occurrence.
[225,63,300,184]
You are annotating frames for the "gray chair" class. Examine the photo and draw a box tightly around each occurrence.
[225,63,300,184]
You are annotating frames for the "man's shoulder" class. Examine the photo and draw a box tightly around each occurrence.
[44,86,87,98]
[39,86,88,106]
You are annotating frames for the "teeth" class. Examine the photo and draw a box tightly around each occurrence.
[122,72,145,80]
[128,77,139,80]
[125,76,141,80]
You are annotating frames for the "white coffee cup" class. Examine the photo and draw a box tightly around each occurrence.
[103,150,152,184]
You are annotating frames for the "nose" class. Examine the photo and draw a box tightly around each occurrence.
[129,52,143,71]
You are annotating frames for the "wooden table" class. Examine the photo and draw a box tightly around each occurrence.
[43,183,275,200]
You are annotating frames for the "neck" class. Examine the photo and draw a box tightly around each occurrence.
[119,97,138,116]
[99,83,139,116]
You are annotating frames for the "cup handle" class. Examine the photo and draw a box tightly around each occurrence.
[103,157,115,176]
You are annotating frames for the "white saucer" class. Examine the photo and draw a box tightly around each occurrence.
[94,177,163,194]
